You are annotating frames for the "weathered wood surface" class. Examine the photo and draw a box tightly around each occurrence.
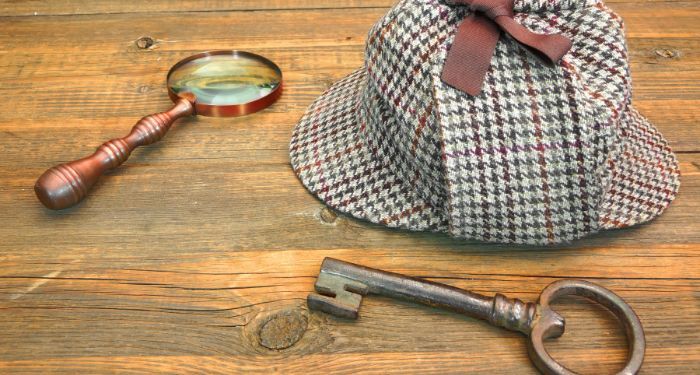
[0,0,698,374]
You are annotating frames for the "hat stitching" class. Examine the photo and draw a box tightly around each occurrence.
[290,1,680,245]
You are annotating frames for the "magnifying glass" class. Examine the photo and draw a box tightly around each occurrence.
[35,50,282,210]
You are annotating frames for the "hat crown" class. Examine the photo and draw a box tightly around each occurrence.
[360,0,632,243]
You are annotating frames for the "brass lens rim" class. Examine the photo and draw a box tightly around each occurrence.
[166,50,283,117]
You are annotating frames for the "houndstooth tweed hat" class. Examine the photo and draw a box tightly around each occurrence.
[289,0,680,245]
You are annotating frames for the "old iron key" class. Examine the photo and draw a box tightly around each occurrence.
[308,257,645,375]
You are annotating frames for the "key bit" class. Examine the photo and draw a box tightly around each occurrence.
[307,271,368,319]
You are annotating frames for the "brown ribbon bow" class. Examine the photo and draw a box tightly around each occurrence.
[441,0,572,95]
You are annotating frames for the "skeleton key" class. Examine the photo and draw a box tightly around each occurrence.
[308,257,645,375]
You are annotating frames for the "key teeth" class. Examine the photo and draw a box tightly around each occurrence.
[308,293,359,320]
[308,271,366,319]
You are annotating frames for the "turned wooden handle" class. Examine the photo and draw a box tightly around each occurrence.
[35,98,194,210]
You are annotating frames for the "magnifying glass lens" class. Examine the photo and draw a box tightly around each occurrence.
[168,53,281,106]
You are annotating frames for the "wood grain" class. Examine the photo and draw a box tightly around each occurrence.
[0,0,698,374]
[0,0,395,16]
[0,0,692,16]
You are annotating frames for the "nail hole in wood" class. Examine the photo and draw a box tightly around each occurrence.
[137,85,152,94]
[323,78,335,89]
[319,207,338,224]
[136,36,155,50]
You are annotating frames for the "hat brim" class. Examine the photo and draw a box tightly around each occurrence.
[290,69,447,232]
[598,107,680,228]
[290,68,680,238]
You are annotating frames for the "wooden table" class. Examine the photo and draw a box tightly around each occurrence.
[1,1,698,373]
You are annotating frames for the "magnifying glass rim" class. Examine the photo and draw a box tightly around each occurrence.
[166,50,283,118]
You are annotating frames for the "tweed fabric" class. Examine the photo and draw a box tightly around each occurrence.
[289,0,680,245]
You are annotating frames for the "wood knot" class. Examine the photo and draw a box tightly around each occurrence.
[654,48,680,59]
[319,207,338,224]
[135,36,156,50]
[137,85,153,94]
[258,309,308,350]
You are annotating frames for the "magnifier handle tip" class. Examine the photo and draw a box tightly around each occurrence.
[35,98,194,210]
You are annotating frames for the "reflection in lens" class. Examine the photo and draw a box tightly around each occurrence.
[168,54,281,106]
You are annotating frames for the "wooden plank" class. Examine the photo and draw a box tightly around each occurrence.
[0,0,692,17]
[0,0,396,17]
[2,3,700,54]
[0,152,697,255]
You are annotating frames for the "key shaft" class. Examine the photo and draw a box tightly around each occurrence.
[309,257,539,335]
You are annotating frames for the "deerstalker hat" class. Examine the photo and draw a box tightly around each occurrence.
[290,0,680,245]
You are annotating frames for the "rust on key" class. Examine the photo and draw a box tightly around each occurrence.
[307,257,646,375]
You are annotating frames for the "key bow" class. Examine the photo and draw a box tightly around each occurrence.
[441,0,572,95]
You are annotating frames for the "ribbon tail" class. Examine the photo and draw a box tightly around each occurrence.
[495,17,572,63]
[441,15,500,96]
